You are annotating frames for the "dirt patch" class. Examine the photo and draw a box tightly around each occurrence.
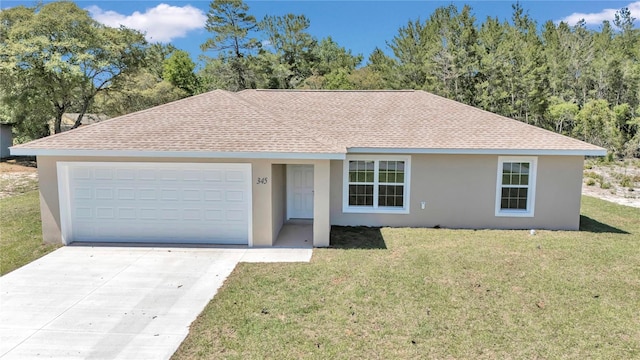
[582,159,640,209]
[0,159,37,173]
[0,159,39,199]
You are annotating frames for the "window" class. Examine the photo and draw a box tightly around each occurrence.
[343,156,410,213]
[495,156,537,217]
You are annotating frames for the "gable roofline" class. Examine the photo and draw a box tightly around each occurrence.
[8,147,347,160]
[11,146,605,158]
[347,147,607,157]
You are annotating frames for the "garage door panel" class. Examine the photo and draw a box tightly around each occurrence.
[182,189,202,201]
[203,170,222,182]
[74,188,93,200]
[117,188,135,200]
[95,188,114,200]
[60,162,251,245]
[137,169,156,181]
[183,170,202,181]
[225,171,246,182]
[94,168,114,180]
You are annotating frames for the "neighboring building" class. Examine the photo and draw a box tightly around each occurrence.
[49,113,109,134]
[1,123,13,159]
[10,90,606,247]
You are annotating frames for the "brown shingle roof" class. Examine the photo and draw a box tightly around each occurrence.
[12,89,605,157]
[238,90,604,152]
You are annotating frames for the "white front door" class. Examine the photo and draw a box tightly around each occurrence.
[287,165,314,219]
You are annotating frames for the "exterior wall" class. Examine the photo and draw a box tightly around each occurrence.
[330,154,584,230]
[313,161,331,246]
[271,164,286,243]
[1,124,12,159]
[36,156,331,246]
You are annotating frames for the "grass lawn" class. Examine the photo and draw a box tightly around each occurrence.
[0,191,60,275]
[173,196,640,359]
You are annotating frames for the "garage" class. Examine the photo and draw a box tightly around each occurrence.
[57,162,252,245]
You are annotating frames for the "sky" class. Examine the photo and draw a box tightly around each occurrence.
[2,0,640,68]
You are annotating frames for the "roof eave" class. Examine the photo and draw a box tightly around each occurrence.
[347,147,608,157]
[9,147,346,160]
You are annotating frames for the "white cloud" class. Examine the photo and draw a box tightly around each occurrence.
[86,4,206,43]
[558,1,640,26]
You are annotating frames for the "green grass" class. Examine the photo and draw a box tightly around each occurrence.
[173,196,640,359]
[0,191,60,275]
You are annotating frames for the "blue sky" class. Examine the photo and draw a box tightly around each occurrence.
[3,1,640,67]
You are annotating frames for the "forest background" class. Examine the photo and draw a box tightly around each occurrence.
[1,0,639,157]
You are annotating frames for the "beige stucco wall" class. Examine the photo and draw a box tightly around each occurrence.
[36,156,331,247]
[271,164,286,244]
[35,153,581,248]
[330,154,584,230]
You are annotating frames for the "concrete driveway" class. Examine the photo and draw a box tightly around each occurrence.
[0,246,311,359]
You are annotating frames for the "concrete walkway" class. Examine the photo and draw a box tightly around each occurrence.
[0,246,312,359]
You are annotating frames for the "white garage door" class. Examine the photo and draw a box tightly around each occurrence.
[57,162,252,245]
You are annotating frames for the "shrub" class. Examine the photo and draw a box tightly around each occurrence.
[606,152,616,163]
[620,176,633,188]
[600,181,612,189]
[586,178,596,186]
[584,171,603,182]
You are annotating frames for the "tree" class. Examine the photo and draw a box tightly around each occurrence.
[547,98,578,134]
[300,36,362,89]
[420,5,480,103]
[201,0,259,90]
[476,16,511,115]
[366,47,400,89]
[0,2,146,138]
[312,37,362,75]
[388,19,427,88]
[163,50,198,95]
[573,99,621,151]
[94,44,189,117]
[259,14,317,88]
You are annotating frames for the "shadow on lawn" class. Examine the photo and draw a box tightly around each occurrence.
[330,226,387,249]
[580,215,630,234]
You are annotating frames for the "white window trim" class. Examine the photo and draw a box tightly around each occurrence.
[495,156,537,217]
[342,155,411,214]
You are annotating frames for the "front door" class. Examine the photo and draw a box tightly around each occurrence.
[287,165,314,219]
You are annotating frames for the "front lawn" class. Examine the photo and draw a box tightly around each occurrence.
[173,196,640,359]
[0,191,60,275]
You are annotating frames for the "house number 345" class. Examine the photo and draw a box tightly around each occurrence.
[256,177,268,184]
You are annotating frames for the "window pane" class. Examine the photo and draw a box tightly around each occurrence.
[379,161,404,184]
[349,184,374,206]
[349,161,374,184]
[502,174,511,185]
[366,172,374,182]
[500,186,528,210]
[379,185,404,207]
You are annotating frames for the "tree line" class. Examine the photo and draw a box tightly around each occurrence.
[1,0,638,157]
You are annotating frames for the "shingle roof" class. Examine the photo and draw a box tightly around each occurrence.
[12,89,605,157]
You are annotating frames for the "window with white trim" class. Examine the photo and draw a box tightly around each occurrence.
[495,156,537,217]
[343,156,410,213]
